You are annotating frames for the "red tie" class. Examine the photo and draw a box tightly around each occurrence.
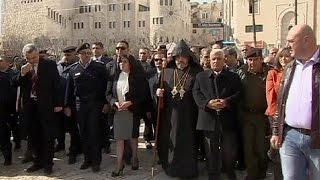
[31,67,37,97]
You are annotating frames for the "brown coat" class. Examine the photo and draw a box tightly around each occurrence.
[272,59,320,149]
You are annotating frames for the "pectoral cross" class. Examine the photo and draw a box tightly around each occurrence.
[171,86,178,98]
[179,88,185,99]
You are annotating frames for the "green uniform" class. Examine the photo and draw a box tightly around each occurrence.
[237,63,270,179]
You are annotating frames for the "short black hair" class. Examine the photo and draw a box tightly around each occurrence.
[118,40,129,48]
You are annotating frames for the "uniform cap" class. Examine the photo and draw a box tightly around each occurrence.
[245,48,262,59]
[62,46,77,53]
[76,43,91,53]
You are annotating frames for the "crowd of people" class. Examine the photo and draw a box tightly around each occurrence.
[0,24,319,180]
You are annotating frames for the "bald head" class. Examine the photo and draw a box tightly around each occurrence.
[286,24,317,61]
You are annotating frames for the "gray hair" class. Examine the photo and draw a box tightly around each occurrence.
[223,47,237,58]
[210,49,225,58]
[22,43,38,55]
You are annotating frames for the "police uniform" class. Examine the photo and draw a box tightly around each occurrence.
[55,46,81,163]
[236,48,271,179]
[65,43,108,171]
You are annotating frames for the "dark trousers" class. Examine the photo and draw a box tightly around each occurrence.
[8,113,21,145]
[0,112,12,161]
[28,100,55,169]
[196,130,206,159]
[142,113,156,142]
[77,102,103,166]
[100,112,111,149]
[57,111,81,156]
[203,131,238,180]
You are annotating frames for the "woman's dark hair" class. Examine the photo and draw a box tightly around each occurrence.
[273,47,290,70]
[119,54,145,75]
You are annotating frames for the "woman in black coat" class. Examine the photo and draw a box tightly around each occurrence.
[107,55,151,177]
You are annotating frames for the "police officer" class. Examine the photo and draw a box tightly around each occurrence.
[0,55,14,166]
[236,48,271,180]
[65,43,109,172]
[55,46,81,164]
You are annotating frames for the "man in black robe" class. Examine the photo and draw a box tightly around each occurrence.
[156,39,202,178]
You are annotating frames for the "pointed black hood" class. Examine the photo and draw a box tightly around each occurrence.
[167,39,201,69]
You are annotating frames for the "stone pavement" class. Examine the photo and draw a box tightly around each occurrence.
[0,124,274,180]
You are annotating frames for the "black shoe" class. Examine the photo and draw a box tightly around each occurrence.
[68,156,76,164]
[92,165,100,172]
[4,159,12,166]
[235,161,246,171]
[44,167,52,175]
[131,158,139,170]
[146,141,153,149]
[26,164,43,173]
[227,171,237,180]
[80,162,91,170]
[14,143,21,150]
[22,155,33,164]
[54,144,65,152]
[111,164,125,177]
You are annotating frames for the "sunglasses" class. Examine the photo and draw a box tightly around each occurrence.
[116,47,126,50]
[154,58,163,62]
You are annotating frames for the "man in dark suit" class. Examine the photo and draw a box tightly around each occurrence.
[65,43,109,172]
[91,42,112,154]
[92,42,112,64]
[16,44,63,175]
[193,49,241,180]
[146,51,168,165]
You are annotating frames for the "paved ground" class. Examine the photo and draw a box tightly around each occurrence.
[0,124,274,180]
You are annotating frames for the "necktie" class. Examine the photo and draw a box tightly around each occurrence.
[31,67,37,97]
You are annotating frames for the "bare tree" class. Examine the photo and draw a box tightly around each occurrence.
[2,34,28,56]
[33,35,66,60]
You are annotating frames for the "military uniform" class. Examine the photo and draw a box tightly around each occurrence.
[56,46,81,163]
[236,48,271,179]
[65,43,108,171]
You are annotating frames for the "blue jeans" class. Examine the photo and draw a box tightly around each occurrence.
[280,127,320,180]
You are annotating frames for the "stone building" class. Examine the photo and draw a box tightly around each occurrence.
[191,1,223,47]
[1,0,192,55]
[223,0,319,49]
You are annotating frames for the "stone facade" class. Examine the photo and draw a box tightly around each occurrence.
[223,0,319,48]
[1,0,192,54]
[191,1,223,47]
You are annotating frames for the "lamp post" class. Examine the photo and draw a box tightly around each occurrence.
[294,0,298,25]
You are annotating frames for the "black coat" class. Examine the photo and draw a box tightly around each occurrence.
[192,69,241,131]
[107,72,151,116]
[15,59,63,137]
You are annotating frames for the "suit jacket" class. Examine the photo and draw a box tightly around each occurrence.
[193,69,241,131]
[107,72,151,116]
[15,58,63,137]
[147,68,160,110]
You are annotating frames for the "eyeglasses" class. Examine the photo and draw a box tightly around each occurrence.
[241,49,248,52]
[154,58,163,62]
[116,47,127,50]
